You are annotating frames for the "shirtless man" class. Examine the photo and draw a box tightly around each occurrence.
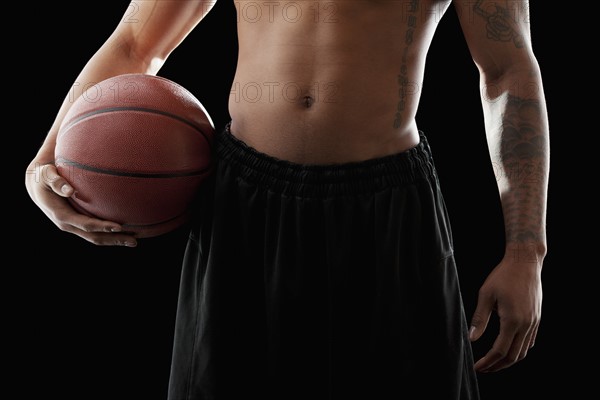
[25,1,548,398]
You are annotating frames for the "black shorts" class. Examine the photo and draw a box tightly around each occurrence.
[167,122,480,400]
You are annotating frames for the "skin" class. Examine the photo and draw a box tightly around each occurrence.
[25,0,548,373]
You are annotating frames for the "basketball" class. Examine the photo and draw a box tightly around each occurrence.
[55,73,215,238]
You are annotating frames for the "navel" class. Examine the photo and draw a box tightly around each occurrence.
[303,96,314,108]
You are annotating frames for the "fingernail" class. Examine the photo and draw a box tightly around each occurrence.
[61,184,72,194]
[110,226,122,232]
[124,241,137,247]
[469,326,476,341]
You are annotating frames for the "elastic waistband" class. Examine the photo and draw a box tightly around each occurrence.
[216,122,437,197]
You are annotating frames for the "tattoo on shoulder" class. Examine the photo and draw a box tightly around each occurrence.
[473,0,525,48]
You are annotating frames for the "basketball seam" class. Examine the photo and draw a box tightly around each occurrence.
[56,158,211,178]
[69,197,187,228]
[60,106,212,144]
[121,212,189,229]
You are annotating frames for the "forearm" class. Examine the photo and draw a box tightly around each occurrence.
[34,35,162,164]
[481,63,549,261]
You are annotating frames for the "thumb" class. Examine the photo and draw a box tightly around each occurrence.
[469,288,494,342]
[40,163,74,197]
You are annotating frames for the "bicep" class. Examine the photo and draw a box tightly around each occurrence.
[112,0,217,65]
[453,0,534,78]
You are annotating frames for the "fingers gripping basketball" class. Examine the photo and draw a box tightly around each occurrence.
[55,74,215,238]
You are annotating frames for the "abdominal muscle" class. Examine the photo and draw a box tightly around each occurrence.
[227,0,448,164]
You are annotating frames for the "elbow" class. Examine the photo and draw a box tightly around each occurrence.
[477,52,544,101]
[107,32,166,75]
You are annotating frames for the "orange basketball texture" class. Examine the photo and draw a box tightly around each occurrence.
[55,73,215,238]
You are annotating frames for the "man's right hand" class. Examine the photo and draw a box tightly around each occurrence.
[25,161,138,247]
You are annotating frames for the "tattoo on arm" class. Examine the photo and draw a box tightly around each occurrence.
[497,94,548,244]
[473,0,525,48]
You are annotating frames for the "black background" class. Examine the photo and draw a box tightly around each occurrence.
[14,1,582,399]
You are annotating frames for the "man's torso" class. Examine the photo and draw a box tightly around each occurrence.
[229,0,453,163]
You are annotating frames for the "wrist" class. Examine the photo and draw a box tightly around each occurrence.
[504,241,547,267]
[33,143,57,165]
